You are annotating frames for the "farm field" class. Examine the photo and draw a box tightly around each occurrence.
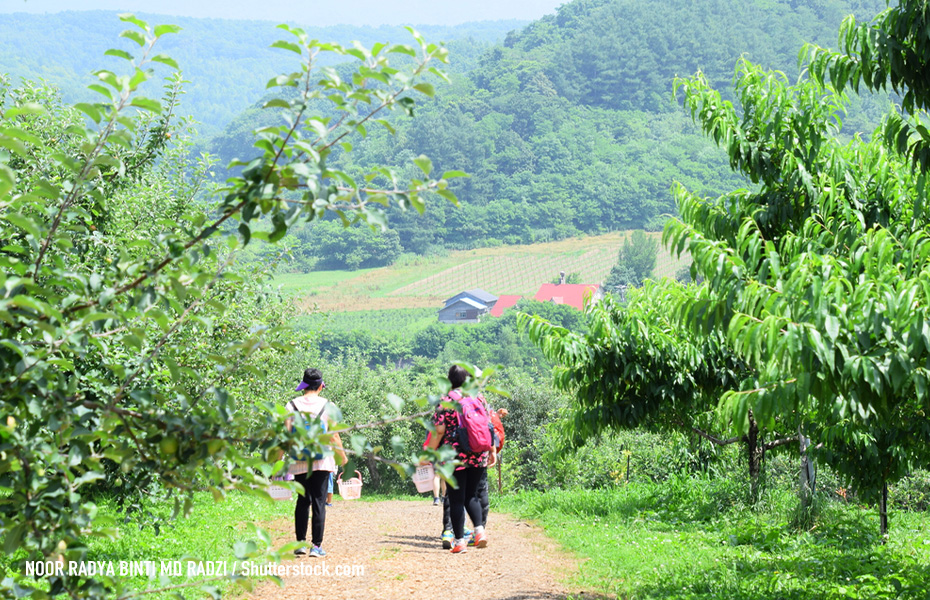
[278,231,689,312]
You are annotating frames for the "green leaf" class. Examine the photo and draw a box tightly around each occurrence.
[271,40,303,54]
[74,103,103,123]
[238,223,251,246]
[436,188,459,206]
[413,155,432,176]
[5,214,42,239]
[824,314,840,342]
[104,49,134,61]
[0,137,27,157]
[118,30,146,47]
[388,44,416,57]
[153,24,182,37]
[130,98,162,113]
[151,54,180,69]
[441,170,469,179]
[263,98,291,109]
[118,13,148,29]
[5,103,45,118]
[413,83,435,97]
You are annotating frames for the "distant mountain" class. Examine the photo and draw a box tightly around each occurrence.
[0,11,524,132]
[218,0,887,257]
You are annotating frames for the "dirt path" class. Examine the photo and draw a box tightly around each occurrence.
[246,498,594,600]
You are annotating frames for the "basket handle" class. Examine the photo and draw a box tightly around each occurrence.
[336,469,363,483]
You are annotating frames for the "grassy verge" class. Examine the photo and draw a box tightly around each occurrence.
[74,491,295,599]
[493,479,930,600]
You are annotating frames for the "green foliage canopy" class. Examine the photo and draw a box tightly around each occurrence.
[604,229,658,289]
[0,16,460,599]
[529,0,930,511]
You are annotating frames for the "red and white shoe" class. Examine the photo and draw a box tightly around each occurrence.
[450,540,468,554]
[474,531,488,548]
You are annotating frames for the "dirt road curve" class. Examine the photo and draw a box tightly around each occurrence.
[246,499,592,600]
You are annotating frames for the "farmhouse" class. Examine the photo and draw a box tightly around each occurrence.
[533,282,602,310]
[438,289,498,323]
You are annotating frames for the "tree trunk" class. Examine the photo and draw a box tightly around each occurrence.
[880,480,888,538]
[365,452,381,490]
[746,411,761,502]
[799,431,816,513]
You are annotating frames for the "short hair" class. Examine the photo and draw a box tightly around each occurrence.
[301,367,324,391]
[447,365,468,389]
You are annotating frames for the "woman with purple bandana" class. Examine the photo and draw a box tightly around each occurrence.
[286,368,346,557]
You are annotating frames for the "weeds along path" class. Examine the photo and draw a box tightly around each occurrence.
[247,499,589,600]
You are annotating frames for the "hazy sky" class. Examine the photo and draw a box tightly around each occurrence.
[0,0,565,25]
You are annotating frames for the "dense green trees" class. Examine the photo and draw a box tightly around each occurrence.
[210,0,893,260]
[527,0,930,532]
[604,229,658,289]
[0,16,460,598]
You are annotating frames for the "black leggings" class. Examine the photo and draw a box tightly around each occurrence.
[447,467,486,539]
[295,470,330,546]
[444,470,489,532]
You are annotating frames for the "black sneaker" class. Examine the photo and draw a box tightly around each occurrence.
[294,545,308,556]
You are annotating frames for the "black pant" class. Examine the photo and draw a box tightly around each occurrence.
[443,468,490,532]
[447,467,486,540]
[478,469,489,525]
[295,470,330,546]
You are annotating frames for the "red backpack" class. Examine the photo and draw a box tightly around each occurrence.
[449,391,496,454]
[490,410,505,453]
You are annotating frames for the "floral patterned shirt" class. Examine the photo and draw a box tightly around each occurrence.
[432,392,489,470]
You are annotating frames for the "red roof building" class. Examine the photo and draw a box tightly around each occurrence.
[533,284,601,310]
[489,295,523,317]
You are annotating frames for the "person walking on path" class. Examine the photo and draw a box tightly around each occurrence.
[286,368,346,558]
[425,365,496,554]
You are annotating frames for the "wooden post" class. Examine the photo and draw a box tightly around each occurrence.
[880,480,888,538]
[497,456,502,493]
[626,453,631,482]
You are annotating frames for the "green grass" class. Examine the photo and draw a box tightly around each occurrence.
[494,480,930,600]
[271,269,378,295]
[76,491,296,598]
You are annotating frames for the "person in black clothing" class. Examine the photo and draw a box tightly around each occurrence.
[425,365,496,554]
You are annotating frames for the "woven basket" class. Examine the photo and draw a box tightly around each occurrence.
[412,464,434,494]
[287,460,309,475]
[268,475,294,501]
[337,470,363,500]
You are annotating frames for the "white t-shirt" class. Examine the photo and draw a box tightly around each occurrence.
[288,394,337,473]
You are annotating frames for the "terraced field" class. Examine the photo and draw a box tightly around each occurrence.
[278,232,689,312]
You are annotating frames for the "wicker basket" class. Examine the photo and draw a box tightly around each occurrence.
[287,460,309,475]
[337,470,363,500]
[268,475,294,501]
[412,464,434,494]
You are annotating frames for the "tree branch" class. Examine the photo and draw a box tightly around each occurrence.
[763,435,799,451]
[672,419,741,446]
